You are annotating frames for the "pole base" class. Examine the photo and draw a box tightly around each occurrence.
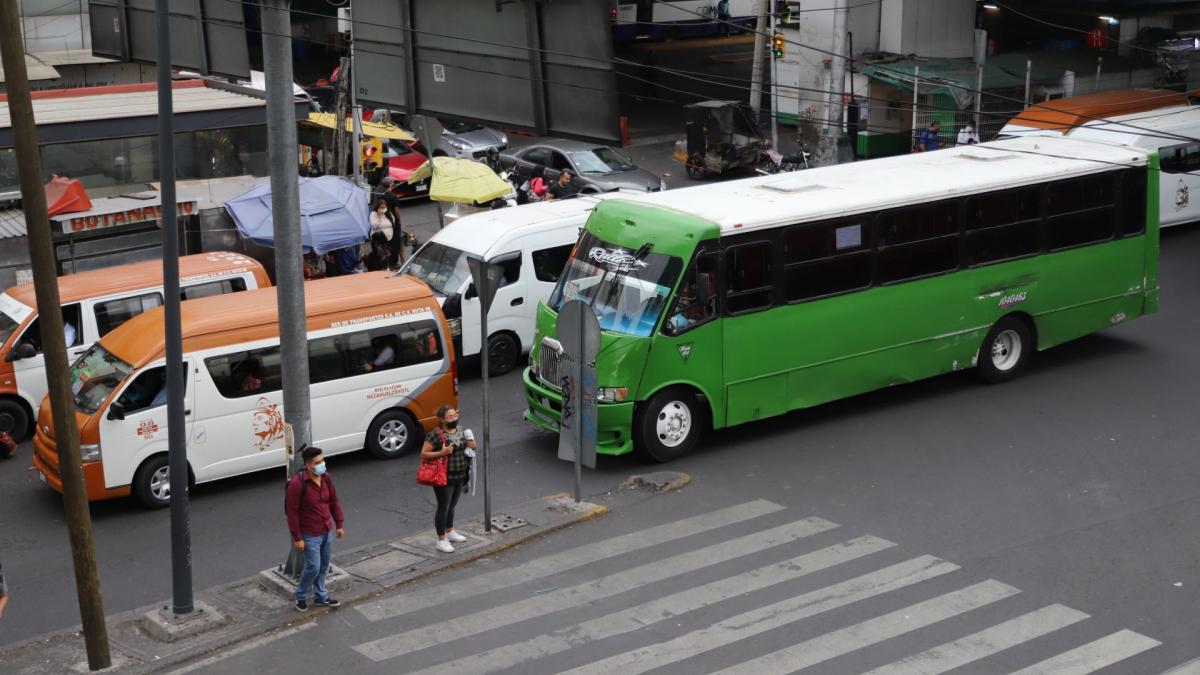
[259,563,352,599]
[140,600,228,643]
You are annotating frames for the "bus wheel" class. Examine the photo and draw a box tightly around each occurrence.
[367,409,420,459]
[133,455,173,509]
[0,398,30,441]
[978,317,1032,383]
[636,387,703,462]
[487,333,520,376]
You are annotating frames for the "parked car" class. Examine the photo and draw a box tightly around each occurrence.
[369,110,509,160]
[382,138,431,200]
[501,139,666,194]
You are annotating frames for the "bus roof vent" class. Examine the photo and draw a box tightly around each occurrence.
[956,151,1017,162]
[757,176,829,194]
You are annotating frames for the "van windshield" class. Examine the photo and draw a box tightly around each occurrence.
[401,241,472,296]
[70,344,133,414]
[0,311,19,347]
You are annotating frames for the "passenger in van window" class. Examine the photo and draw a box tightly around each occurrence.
[363,338,395,371]
[239,361,264,393]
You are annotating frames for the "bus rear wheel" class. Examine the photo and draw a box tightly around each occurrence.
[366,409,420,459]
[978,316,1033,383]
[636,387,703,462]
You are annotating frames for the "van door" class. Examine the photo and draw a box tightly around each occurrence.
[97,361,194,495]
[12,303,85,412]
[193,344,286,480]
[459,251,525,371]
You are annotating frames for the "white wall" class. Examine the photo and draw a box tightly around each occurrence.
[879,0,974,58]
[776,0,881,125]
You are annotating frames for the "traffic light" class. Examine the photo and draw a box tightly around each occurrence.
[772,33,784,59]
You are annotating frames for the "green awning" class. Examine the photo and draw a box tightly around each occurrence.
[860,58,1026,109]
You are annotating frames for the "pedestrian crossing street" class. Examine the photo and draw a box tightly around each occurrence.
[347,499,1178,674]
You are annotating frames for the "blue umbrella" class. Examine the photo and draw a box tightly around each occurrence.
[225,175,371,254]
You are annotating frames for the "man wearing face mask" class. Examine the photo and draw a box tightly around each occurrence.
[285,446,345,612]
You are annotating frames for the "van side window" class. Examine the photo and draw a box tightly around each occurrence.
[532,244,573,283]
[21,303,83,352]
[205,347,281,398]
[399,320,443,366]
[95,293,163,338]
[1160,142,1200,174]
[490,253,521,288]
[117,364,185,414]
[309,320,443,382]
[182,277,248,301]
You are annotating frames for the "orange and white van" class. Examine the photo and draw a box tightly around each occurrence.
[32,272,457,508]
[0,253,269,440]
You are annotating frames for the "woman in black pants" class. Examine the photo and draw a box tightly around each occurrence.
[421,405,476,553]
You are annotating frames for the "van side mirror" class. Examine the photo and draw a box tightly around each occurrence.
[464,283,478,300]
[696,252,718,274]
[107,402,126,421]
[6,342,36,362]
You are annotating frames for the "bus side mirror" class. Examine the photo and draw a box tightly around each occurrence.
[6,342,36,361]
[107,402,126,421]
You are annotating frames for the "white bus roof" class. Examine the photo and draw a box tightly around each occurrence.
[608,137,1149,236]
[430,194,615,256]
[1066,105,1200,149]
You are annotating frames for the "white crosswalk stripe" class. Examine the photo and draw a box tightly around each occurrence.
[402,535,897,675]
[353,515,837,662]
[343,503,1172,675]
[558,555,963,675]
[1008,630,1162,675]
[356,498,785,622]
[863,604,1089,675]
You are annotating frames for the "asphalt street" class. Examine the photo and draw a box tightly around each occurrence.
[166,225,1200,675]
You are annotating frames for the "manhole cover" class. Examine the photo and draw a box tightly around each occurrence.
[490,513,528,532]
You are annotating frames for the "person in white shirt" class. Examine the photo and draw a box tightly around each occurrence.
[957,124,980,146]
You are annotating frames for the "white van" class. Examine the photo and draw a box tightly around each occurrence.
[400,196,613,375]
[1067,105,1200,228]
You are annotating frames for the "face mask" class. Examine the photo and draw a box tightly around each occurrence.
[312,462,327,476]
[445,420,459,430]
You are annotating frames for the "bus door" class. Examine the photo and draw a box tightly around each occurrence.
[98,361,194,490]
[644,245,724,424]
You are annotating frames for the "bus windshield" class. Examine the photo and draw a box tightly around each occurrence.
[70,344,133,414]
[548,232,682,337]
[401,241,471,297]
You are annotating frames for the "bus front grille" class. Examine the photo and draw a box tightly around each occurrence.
[539,337,563,390]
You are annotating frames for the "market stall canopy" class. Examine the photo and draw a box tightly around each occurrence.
[225,175,370,254]
[305,112,416,141]
[405,156,512,205]
[859,58,1026,110]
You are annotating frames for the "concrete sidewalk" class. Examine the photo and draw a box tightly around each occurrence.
[0,473,688,674]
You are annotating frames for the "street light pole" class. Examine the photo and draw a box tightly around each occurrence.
[0,3,110,669]
[261,0,313,576]
[156,0,193,618]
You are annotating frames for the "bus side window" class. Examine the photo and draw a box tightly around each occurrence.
[1046,173,1115,250]
[1117,168,1147,237]
[665,252,718,335]
[724,242,773,314]
[877,201,959,284]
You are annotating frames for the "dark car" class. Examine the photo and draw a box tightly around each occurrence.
[501,139,666,194]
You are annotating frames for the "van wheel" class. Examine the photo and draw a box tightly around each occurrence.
[486,333,520,376]
[635,387,704,463]
[978,316,1033,383]
[367,409,420,459]
[0,398,30,441]
[133,455,174,509]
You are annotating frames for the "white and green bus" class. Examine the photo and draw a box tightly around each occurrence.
[523,136,1159,461]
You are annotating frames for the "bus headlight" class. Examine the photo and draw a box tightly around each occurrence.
[80,443,102,462]
[447,317,462,337]
[597,387,628,403]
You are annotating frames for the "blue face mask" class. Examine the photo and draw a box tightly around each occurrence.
[312,462,327,476]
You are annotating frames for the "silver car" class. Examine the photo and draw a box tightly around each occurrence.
[501,139,666,193]
[368,110,508,159]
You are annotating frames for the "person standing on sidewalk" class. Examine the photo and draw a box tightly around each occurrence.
[0,560,9,619]
[286,447,344,612]
[421,406,477,553]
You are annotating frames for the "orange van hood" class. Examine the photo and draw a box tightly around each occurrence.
[36,395,98,446]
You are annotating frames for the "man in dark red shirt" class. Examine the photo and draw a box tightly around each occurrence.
[285,446,345,611]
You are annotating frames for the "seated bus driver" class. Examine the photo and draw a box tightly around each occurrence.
[670,284,710,332]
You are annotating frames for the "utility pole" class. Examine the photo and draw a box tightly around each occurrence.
[768,3,779,149]
[261,0,313,577]
[816,0,847,166]
[156,0,193,618]
[0,3,111,670]
[348,4,363,187]
[332,55,350,177]
[748,0,768,114]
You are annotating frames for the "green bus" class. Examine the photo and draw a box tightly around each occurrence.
[523,136,1159,461]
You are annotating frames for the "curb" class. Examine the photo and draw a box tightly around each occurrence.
[0,475,686,674]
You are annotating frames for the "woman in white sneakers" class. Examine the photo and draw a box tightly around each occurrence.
[421,405,476,552]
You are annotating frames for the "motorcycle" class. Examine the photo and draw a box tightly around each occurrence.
[756,147,811,175]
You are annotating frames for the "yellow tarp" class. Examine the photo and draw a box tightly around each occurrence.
[406,156,513,205]
[304,112,416,141]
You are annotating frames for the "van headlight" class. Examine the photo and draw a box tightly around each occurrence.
[597,387,628,403]
[80,443,102,462]
[447,317,462,337]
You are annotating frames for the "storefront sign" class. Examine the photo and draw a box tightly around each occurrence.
[58,201,197,234]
